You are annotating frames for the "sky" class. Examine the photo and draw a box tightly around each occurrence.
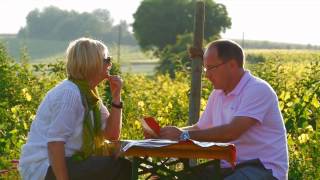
[1,0,320,45]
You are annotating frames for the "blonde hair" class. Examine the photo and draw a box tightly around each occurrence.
[66,37,108,80]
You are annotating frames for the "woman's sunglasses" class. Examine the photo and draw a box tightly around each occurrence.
[103,56,112,64]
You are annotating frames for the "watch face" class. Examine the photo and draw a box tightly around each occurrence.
[180,131,189,140]
[183,133,187,139]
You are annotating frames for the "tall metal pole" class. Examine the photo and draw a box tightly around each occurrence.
[189,0,204,126]
[117,22,122,64]
[242,32,245,49]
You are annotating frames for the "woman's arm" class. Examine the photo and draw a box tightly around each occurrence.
[104,75,123,140]
[104,103,122,140]
[48,141,69,180]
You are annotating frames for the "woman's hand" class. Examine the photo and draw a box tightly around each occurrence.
[108,75,123,102]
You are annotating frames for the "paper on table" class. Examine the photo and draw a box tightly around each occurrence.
[121,139,233,152]
[121,139,174,152]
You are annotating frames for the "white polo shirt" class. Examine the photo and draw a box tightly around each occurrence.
[197,71,289,180]
[19,80,110,180]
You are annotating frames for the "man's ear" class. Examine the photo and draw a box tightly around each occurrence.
[229,59,239,69]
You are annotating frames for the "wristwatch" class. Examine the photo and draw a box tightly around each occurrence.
[179,130,190,141]
[111,101,123,109]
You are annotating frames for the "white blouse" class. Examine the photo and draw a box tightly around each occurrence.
[19,80,110,180]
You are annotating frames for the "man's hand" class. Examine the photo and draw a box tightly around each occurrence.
[159,126,183,140]
[143,129,158,139]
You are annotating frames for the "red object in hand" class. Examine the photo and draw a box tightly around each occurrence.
[141,117,160,138]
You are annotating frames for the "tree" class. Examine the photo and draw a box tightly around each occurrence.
[19,6,70,39]
[106,20,137,45]
[17,7,137,45]
[92,9,114,28]
[157,33,193,77]
[133,0,231,54]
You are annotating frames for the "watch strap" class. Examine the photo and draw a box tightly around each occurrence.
[111,101,123,109]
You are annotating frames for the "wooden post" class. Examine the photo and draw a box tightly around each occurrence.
[189,0,204,126]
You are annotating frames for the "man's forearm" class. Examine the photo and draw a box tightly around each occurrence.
[181,124,200,131]
[188,124,236,142]
[48,141,69,180]
[188,117,257,142]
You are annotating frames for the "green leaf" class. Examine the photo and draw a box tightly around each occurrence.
[311,96,320,108]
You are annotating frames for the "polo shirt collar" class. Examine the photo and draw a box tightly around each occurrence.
[226,70,252,96]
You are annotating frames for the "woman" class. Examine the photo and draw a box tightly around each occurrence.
[19,37,131,180]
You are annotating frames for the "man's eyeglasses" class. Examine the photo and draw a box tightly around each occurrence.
[203,62,226,72]
[103,56,112,64]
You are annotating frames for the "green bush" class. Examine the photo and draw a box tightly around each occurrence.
[0,44,66,175]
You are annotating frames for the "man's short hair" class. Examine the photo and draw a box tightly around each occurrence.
[207,39,244,67]
[66,37,108,80]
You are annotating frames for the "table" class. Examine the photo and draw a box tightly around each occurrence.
[104,139,236,180]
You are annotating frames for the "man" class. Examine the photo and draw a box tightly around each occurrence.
[157,40,289,179]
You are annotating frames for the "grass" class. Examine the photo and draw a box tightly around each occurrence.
[121,62,158,74]
[0,36,156,64]
[0,37,68,61]
[0,35,160,75]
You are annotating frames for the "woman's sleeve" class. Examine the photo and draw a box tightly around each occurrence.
[46,89,83,142]
[100,103,110,130]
